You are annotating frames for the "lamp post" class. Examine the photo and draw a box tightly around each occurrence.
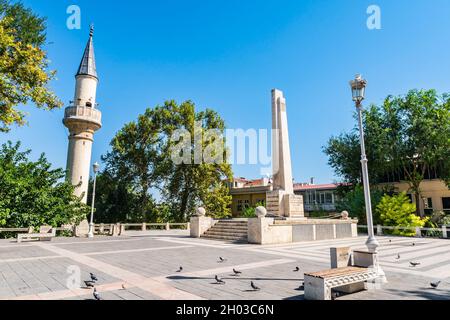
[350,75,386,284]
[349,74,380,253]
[88,162,100,239]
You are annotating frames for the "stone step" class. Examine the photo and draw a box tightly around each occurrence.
[201,234,248,241]
[209,226,248,232]
[204,230,248,237]
[201,220,249,243]
[213,224,248,229]
[215,221,248,225]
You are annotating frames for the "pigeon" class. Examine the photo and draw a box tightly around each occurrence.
[121,284,126,290]
[90,273,98,282]
[430,281,441,289]
[293,266,300,272]
[233,268,242,276]
[410,261,421,267]
[93,288,102,300]
[412,242,416,246]
[176,266,183,273]
[389,240,392,243]
[218,257,227,263]
[251,281,260,291]
[215,275,225,284]
[396,254,401,260]
[298,282,305,290]
[84,280,95,288]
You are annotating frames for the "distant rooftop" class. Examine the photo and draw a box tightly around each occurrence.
[294,183,351,191]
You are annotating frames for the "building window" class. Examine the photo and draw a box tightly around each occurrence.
[406,194,413,203]
[424,198,433,209]
[325,192,333,204]
[255,199,266,206]
[424,198,433,215]
[442,197,450,211]
[237,200,251,212]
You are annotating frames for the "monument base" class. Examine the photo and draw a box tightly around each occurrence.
[248,217,358,245]
[266,190,304,218]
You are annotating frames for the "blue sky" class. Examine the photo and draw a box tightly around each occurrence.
[3,0,450,184]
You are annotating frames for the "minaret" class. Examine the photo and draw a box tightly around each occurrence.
[63,26,102,204]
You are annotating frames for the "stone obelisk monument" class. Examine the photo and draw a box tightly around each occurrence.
[266,89,304,218]
[63,26,102,204]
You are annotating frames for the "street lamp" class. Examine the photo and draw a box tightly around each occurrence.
[350,74,386,283]
[349,74,380,252]
[88,162,100,238]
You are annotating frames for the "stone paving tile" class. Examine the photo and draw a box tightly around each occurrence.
[63,287,163,301]
[53,237,184,254]
[0,256,121,299]
[0,245,55,260]
[92,244,285,278]
[166,260,310,301]
[1,233,450,300]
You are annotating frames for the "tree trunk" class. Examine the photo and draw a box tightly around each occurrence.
[415,191,423,218]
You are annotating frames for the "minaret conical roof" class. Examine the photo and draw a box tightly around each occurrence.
[76,25,97,79]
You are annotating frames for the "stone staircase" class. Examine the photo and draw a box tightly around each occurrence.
[201,220,248,242]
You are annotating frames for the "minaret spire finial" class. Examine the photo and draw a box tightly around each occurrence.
[76,23,97,79]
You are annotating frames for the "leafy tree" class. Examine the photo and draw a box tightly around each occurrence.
[335,185,387,224]
[325,89,450,216]
[0,0,61,132]
[86,171,144,224]
[97,100,232,222]
[0,141,89,229]
[376,192,428,236]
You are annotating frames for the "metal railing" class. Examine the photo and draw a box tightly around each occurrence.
[358,225,448,239]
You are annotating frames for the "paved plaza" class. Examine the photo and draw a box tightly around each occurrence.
[0,231,449,300]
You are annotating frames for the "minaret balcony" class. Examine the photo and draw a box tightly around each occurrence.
[63,106,102,130]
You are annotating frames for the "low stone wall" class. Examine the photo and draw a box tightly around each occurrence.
[248,218,292,245]
[190,216,216,238]
[248,217,358,245]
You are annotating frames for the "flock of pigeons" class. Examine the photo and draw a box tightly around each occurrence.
[392,240,442,289]
[83,240,445,300]
[176,257,304,292]
[84,272,102,300]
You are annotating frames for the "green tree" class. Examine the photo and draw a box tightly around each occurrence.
[98,100,232,222]
[335,185,387,224]
[376,192,428,236]
[325,89,450,217]
[0,141,89,229]
[86,171,143,224]
[0,0,61,132]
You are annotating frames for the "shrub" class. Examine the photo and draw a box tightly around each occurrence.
[240,202,265,218]
[376,192,428,236]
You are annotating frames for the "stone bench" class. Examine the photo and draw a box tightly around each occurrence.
[304,266,378,300]
[17,226,56,244]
